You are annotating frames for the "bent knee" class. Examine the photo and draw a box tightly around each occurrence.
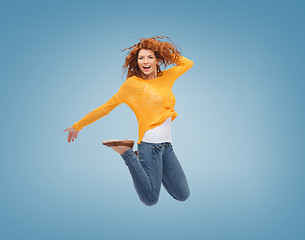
[141,196,159,206]
[176,190,190,202]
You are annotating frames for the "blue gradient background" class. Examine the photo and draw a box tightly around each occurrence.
[1,0,304,239]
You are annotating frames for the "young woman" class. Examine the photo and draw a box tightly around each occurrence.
[64,36,194,206]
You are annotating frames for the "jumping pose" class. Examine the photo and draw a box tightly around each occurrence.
[64,36,194,206]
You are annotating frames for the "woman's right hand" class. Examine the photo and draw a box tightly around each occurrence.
[64,126,80,143]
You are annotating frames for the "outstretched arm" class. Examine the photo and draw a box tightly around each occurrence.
[72,94,122,131]
[64,91,123,143]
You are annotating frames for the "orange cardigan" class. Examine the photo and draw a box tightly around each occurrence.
[72,54,193,144]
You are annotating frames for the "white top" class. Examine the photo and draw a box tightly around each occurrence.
[142,117,172,143]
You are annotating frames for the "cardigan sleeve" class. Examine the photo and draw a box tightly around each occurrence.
[163,53,194,82]
[72,92,123,131]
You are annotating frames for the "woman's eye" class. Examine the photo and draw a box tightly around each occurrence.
[138,57,153,60]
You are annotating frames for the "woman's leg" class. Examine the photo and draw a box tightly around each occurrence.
[120,142,163,206]
[162,143,190,201]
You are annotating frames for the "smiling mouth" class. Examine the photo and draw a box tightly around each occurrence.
[143,66,151,70]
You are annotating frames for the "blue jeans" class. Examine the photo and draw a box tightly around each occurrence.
[120,141,190,206]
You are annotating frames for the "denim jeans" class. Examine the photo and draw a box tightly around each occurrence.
[120,141,190,206]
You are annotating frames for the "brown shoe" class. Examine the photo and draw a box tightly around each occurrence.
[102,139,134,148]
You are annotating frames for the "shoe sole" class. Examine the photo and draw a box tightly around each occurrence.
[102,139,134,148]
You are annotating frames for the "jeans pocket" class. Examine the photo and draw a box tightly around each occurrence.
[152,143,162,151]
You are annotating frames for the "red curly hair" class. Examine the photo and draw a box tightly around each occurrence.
[120,36,182,79]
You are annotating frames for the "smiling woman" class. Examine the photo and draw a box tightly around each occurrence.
[121,36,182,80]
[137,49,159,80]
[65,36,194,206]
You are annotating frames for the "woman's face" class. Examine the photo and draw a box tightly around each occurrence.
[137,49,159,79]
